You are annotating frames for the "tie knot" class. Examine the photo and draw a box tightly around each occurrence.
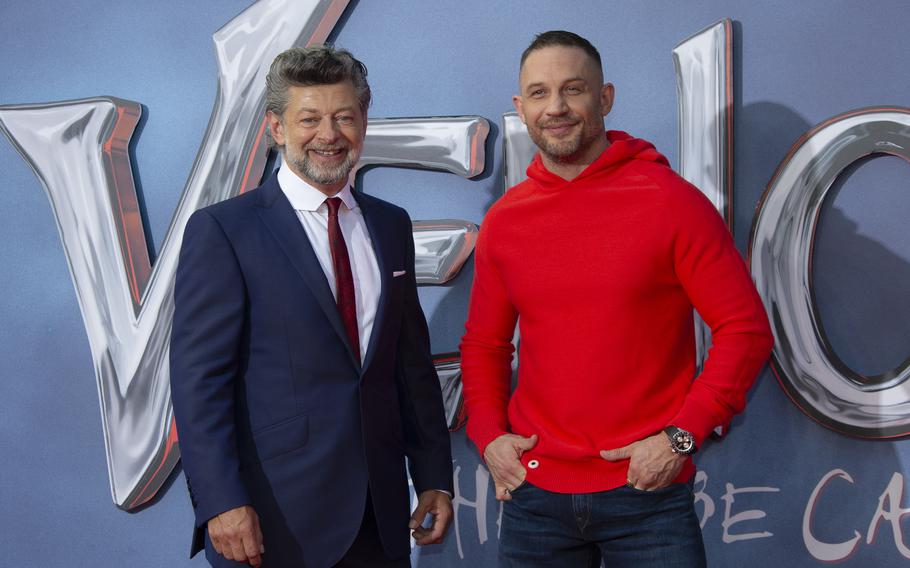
[325,197,343,218]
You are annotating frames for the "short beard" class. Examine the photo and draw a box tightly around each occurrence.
[288,147,359,186]
[529,124,601,164]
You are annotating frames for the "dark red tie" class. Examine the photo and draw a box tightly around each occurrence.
[325,197,360,362]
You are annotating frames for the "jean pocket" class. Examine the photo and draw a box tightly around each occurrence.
[509,480,532,496]
[624,481,686,495]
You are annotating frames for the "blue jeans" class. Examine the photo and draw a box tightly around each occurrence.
[499,481,707,568]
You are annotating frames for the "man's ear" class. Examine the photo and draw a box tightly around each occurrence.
[267,110,285,146]
[601,83,615,117]
[512,95,527,124]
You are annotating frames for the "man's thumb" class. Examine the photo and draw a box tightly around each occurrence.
[409,502,429,529]
[517,434,538,450]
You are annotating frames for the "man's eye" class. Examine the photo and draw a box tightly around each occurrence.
[336,116,354,125]
[301,118,319,126]
[530,89,545,98]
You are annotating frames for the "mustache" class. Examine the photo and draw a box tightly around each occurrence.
[305,145,348,152]
[539,119,579,128]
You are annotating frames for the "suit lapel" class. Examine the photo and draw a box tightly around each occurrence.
[355,191,393,374]
[254,175,360,368]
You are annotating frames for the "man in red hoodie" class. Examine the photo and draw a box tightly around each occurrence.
[460,31,774,567]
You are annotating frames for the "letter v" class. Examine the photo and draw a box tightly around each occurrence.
[0,0,351,511]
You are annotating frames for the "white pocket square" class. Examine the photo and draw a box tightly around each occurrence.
[392,270,407,277]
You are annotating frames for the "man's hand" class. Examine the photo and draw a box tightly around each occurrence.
[207,505,264,567]
[409,490,453,545]
[600,433,687,491]
[483,433,538,501]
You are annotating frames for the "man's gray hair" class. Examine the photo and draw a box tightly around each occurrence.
[265,45,372,119]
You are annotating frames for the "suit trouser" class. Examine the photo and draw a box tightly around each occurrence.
[204,489,409,568]
[334,489,410,568]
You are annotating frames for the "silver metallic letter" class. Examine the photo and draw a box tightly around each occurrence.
[0,0,352,510]
[359,116,489,284]
[0,1,491,507]
[434,353,467,430]
[673,19,734,226]
[413,220,478,286]
[502,112,537,189]
[673,19,734,376]
[750,108,910,438]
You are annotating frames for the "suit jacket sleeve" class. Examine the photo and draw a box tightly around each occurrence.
[170,209,251,527]
[393,208,454,495]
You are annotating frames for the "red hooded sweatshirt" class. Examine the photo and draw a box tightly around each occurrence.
[460,130,773,493]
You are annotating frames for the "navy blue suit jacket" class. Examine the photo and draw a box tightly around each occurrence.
[169,173,453,568]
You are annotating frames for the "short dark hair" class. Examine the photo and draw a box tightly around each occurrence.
[265,45,372,118]
[520,30,602,72]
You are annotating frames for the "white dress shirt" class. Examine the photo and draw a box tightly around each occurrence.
[277,160,381,363]
[278,161,451,498]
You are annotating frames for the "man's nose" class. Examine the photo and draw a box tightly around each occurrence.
[545,93,569,115]
[315,117,340,143]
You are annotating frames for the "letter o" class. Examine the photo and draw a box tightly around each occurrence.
[750,108,910,438]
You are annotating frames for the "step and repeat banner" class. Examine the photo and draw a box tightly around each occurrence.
[1,1,909,566]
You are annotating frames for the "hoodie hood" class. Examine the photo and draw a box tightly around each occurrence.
[526,130,670,189]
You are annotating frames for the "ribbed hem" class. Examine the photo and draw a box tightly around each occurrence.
[519,452,695,494]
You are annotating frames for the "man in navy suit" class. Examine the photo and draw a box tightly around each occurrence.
[170,45,454,568]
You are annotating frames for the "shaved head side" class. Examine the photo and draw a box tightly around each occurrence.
[520,30,603,80]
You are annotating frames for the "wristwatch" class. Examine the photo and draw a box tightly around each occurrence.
[663,426,697,455]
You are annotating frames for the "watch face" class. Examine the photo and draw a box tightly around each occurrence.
[672,432,695,452]
[666,427,696,454]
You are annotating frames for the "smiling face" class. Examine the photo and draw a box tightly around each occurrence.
[513,45,614,176]
[268,81,366,196]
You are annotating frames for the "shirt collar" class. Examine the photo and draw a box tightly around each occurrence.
[277,157,357,212]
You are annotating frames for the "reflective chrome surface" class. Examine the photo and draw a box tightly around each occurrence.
[434,354,466,430]
[673,20,734,378]
[0,0,351,510]
[750,108,910,438]
[413,220,478,284]
[673,20,733,226]
[360,116,489,284]
[0,0,496,507]
[502,112,537,189]
[360,117,489,178]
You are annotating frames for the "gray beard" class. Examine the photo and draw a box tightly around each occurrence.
[289,149,358,186]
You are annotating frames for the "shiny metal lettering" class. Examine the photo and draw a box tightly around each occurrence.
[434,353,466,430]
[0,0,352,510]
[502,112,536,189]
[413,220,478,285]
[359,116,488,284]
[360,117,488,178]
[673,20,734,375]
[749,108,910,438]
[0,0,491,507]
[673,20,734,226]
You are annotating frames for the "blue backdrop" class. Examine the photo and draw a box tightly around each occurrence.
[2,1,909,566]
